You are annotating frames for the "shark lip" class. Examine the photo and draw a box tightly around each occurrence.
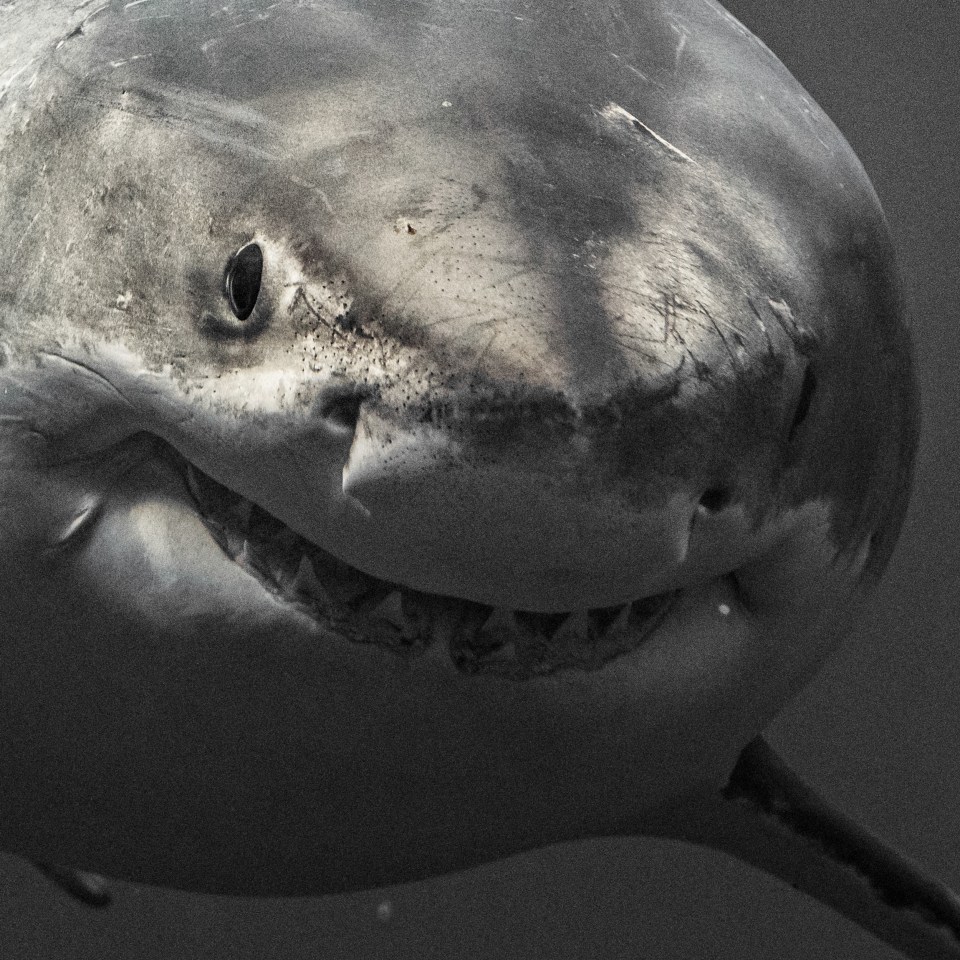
[176,453,683,678]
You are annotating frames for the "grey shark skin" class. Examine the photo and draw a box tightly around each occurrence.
[0,0,944,956]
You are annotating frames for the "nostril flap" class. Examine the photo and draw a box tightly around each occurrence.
[317,385,366,433]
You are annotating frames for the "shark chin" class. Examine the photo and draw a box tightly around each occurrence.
[0,0,950,958]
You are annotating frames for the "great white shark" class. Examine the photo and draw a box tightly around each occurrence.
[0,0,950,956]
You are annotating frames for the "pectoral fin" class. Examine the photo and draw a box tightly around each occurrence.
[652,738,960,960]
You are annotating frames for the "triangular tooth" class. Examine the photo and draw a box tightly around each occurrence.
[292,554,329,603]
[236,539,270,579]
[370,589,405,628]
[269,552,299,590]
[225,529,246,559]
[479,608,515,644]
[236,539,253,566]
[459,601,493,641]
[293,554,314,590]
[199,516,230,553]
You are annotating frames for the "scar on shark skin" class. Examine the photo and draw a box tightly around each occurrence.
[595,101,698,164]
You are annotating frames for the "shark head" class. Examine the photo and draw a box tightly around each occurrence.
[0,0,919,915]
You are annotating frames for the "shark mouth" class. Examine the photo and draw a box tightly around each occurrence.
[179,457,680,679]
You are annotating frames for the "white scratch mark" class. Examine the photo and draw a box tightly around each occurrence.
[124,0,152,8]
[110,54,152,67]
[52,499,102,548]
[672,26,688,73]
[596,102,696,165]
[73,3,110,30]
[288,176,336,217]
[607,52,653,85]
[13,211,40,255]
[0,58,36,100]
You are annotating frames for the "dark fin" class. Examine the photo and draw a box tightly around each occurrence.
[33,861,112,908]
[650,738,960,960]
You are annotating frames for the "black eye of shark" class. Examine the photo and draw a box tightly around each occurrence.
[224,242,263,322]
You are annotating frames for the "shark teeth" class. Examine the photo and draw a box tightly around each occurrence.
[587,604,630,639]
[180,455,679,676]
[292,554,328,603]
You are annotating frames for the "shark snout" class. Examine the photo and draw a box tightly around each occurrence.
[322,375,784,610]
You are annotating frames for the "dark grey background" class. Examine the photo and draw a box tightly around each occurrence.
[3,0,958,956]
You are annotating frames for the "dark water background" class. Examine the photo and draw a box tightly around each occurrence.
[3,0,958,956]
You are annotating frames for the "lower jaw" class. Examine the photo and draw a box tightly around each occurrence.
[179,452,691,680]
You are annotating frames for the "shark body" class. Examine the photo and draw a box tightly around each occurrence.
[0,2,948,957]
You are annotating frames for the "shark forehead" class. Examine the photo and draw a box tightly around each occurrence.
[2,0,884,382]
[0,0,914,564]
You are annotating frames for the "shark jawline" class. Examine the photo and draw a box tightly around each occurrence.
[175,449,688,679]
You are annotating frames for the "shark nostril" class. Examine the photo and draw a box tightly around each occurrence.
[318,386,365,433]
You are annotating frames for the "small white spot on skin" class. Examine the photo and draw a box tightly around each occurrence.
[377,900,394,922]
[441,100,453,108]
[718,603,731,616]
[116,290,133,311]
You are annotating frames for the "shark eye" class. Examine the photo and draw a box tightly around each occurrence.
[224,242,263,321]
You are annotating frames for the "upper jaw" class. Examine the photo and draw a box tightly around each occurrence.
[174,446,821,680]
